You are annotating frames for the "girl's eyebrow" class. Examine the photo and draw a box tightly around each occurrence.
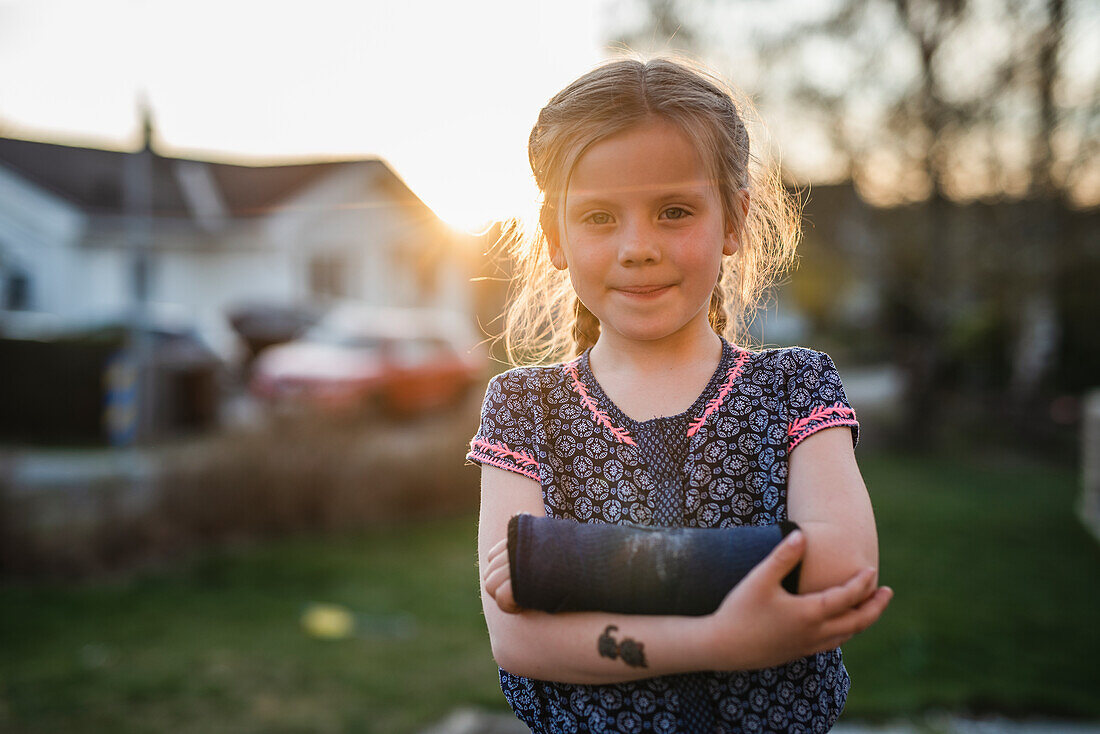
[566,186,711,211]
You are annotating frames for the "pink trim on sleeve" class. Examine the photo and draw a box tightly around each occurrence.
[787,403,859,451]
[563,359,637,445]
[467,438,541,482]
[687,349,752,438]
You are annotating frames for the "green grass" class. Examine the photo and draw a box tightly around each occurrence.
[0,519,503,733]
[842,447,1100,722]
[1,448,1099,732]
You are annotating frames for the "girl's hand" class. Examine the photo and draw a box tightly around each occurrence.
[482,537,521,614]
[704,530,894,671]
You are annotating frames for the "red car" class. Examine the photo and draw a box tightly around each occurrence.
[249,305,484,418]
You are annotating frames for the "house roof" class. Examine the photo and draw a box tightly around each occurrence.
[0,134,421,219]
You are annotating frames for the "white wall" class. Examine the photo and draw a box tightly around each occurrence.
[0,165,85,314]
[2,159,476,361]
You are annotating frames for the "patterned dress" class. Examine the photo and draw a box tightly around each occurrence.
[467,338,861,734]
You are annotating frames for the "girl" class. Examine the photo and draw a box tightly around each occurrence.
[468,55,893,733]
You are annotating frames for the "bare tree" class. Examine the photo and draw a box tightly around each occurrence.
[612,0,1099,446]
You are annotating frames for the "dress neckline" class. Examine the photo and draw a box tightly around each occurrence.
[577,337,738,430]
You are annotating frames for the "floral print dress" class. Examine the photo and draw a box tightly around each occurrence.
[468,338,861,734]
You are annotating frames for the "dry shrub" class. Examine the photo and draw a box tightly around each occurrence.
[0,397,483,579]
[157,401,483,544]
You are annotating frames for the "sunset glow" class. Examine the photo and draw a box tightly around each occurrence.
[0,0,609,231]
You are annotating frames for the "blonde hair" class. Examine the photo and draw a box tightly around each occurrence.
[497,53,801,366]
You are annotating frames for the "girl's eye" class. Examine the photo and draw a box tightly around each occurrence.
[584,212,613,225]
[661,207,691,220]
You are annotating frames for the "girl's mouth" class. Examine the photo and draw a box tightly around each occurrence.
[615,284,673,297]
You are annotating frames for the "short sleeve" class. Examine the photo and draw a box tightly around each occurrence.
[785,349,860,453]
[465,369,542,483]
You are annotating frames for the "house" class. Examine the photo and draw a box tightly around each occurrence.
[0,109,477,360]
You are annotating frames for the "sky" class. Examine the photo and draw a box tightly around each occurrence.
[0,0,619,231]
[2,0,1096,226]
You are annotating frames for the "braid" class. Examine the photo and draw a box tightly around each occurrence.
[708,270,729,336]
[571,298,601,354]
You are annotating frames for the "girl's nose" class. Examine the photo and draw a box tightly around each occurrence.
[617,222,661,266]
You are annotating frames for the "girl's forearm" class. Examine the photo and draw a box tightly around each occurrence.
[487,603,726,685]
[487,521,875,684]
[485,526,884,684]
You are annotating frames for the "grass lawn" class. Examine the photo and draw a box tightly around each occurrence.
[0,520,501,734]
[844,446,1100,722]
[1,447,1099,732]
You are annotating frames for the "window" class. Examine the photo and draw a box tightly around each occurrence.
[4,269,31,311]
[309,253,347,298]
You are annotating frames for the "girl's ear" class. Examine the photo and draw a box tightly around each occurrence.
[724,188,751,257]
[542,209,569,271]
[545,229,570,271]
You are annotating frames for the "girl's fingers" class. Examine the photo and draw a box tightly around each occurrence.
[483,562,509,594]
[496,579,518,613]
[483,565,520,613]
[864,586,894,620]
[487,537,507,559]
[856,576,879,605]
[483,566,499,596]
[812,567,877,619]
[481,541,510,582]
[483,548,507,577]
[483,540,506,564]
[758,530,806,585]
[819,586,894,640]
[481,536,520,613]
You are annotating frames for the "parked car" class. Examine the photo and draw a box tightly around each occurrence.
[249,305,484,418]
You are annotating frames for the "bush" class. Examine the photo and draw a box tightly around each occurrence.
[0,398,483,579]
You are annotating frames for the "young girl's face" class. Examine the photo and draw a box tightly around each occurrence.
[549,116,739,349]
